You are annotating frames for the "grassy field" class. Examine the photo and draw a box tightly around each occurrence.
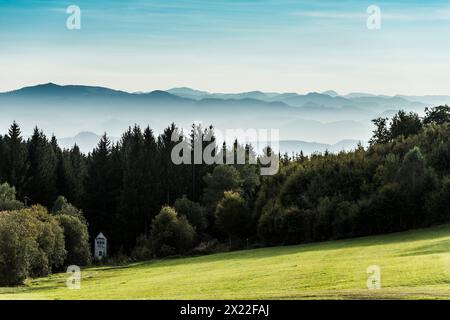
[1,224,450,300]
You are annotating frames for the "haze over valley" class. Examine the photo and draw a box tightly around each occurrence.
[1,83,449,154]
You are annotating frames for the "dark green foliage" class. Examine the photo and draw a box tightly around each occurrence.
[55,214,91,266]
[0,182,24,211]
[370,110,422,144]
[158,124,189,204]
[236,164,261,204]
[189,124,216,202]
[131,235,153,261]
[0,215,30,286]
[55,145,87,207]
[52,196,91,266]
[426,177,450,224]
[118,125,160,246]
[150,206,195,257]
[1,122,28,197]
[257,201,288,245]
[2,104,450,269]
[423,105,450,125]
[52,196,85,220]
[370,117,390,145]
[256,111,450,245]
[25,127,58,206]
[390,110,422,139]
[0,206,66,286]
[174,195,207,232]
[202,165,241,209]
[83,134,121,250]
[215,191,252,243]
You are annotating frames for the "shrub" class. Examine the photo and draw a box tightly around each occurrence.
[192,239,226,255]
[108,247,131,265]
[0,213,30,286]
[52,196,86,222]
[55,214,92,266]
[150,206,195,257]
[202,165,241,210]
[0,182,24,211]
[174,195,207,232]
[131,235,152,261]
[258,203,312,245]
[257,201,287,245]
[0,206,66,286]
[52,196,91,266]
[426,176,450,224]
[215,191,252,243]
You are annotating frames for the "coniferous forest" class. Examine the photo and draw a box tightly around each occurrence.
[1,105,450,285]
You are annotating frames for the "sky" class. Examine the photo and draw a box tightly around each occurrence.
[1,0,450,95]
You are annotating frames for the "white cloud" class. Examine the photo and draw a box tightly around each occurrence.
[291,6,450,22]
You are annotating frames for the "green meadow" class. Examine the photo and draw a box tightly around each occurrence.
[1,224,450,300]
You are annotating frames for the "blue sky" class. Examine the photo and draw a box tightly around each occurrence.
[1,0,450,94]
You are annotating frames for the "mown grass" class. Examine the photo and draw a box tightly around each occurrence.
[1,224,450,300]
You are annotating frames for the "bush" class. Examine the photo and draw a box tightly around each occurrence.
[131,235,153,261]
[0,206,66,286]
[174,195,207,232]
[0,213,30,286]
[258,202,312,245]
[31,206,66,276]
[52,196,86,223]
[52,196,91,266]
[202,165,241,210]
[426,176,450,224]
[150,206,195,257]
[215,191,252,243]
[192,239,227,255]
[55,214,92,266]
[257,201,287,245]
[108,247,131,265]
[0,182,24,211]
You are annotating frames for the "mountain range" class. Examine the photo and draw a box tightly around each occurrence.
[57,131,365,155]
[1,83,449,153]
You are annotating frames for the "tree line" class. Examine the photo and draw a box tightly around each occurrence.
[1,105,450,286]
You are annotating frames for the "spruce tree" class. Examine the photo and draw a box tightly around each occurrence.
[25,127,57,206]
[3,122,28,198]
[119,125,147,247]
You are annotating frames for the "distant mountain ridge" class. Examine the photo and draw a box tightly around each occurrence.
[166,86,441,110]
[58,132,117,153]
[57,131,365,155]
[1,83,448,146]
[3,82,191,103]
[2,83,445,111]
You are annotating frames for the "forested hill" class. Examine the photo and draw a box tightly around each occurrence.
[1,106,450,283]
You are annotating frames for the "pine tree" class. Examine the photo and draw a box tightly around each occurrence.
[189,124,216,202]
[3,122,28,198]
[84,134,111,234]
[157,123,188,204]
[25,127,57,206]
[119,125,147,247]
[0,135,5,182]
[69,144,87,206]
[142,126,161,233]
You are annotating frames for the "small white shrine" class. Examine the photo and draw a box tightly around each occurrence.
[94,232,107,260]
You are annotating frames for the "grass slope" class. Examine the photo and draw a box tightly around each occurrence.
[1,225,450,300]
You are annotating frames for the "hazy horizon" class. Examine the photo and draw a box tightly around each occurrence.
[3,81,450,98]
